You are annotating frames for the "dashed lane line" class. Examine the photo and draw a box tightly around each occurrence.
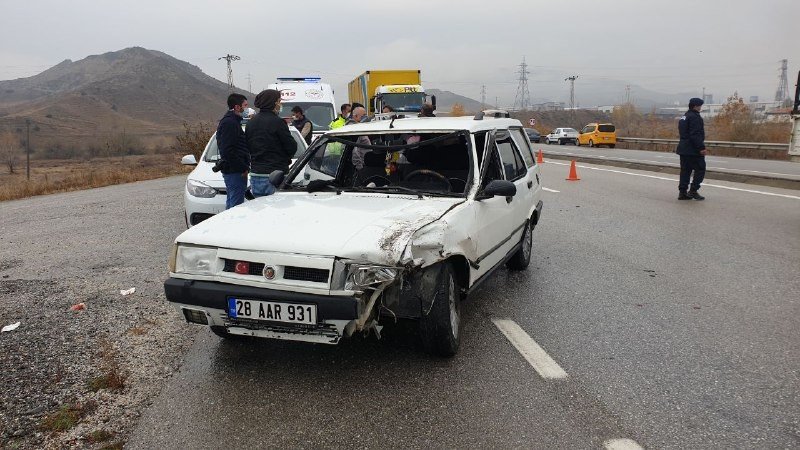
[604,438,645,450]
[492,319,568,380]
[546,161,800,200]
[542,187,560,193]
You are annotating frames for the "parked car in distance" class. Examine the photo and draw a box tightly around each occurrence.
[180,125,307,227]
[577,123,616,148]
[165,114,544,357]
[524,127,540,143]
[545,128,578,145]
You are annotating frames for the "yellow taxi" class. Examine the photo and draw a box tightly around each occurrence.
[577,123,616,148]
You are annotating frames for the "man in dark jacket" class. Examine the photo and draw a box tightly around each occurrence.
[245,89,297,197]
[216,93,250,209]
[291,105,313,144]
[676,97,707,200]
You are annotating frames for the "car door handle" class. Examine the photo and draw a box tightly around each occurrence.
[527,180,533,189]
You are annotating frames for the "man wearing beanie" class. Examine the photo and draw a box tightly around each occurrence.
[676,97,707,200]
[245,89,297,197]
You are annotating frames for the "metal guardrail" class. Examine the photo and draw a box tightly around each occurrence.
[618,137,789,151]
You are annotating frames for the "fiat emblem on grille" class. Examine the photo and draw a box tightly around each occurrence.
[263,266,276,280]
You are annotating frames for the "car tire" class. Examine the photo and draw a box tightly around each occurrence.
[589,140,595,147]
[575,139,580,147]
[609,144,615,148]
[506,219,533,271]
[419,263,461,357]
[559,139,565,145]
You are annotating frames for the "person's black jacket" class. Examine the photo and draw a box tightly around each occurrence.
[216,110,250,174]
[676,109,705,155]
[246,110,297,174]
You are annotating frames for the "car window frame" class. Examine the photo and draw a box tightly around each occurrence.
[509,127,536,168]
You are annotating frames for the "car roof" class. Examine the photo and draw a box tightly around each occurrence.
[325,116,523,135]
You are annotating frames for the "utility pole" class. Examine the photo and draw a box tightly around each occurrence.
[565,75,578,109]
[480,85,486,110]
[247,72,252,93]
[25,118,30,181]
[513,56,531,111]
[495,96,499,109]
[218,54,240,91]
[625,85,632,104]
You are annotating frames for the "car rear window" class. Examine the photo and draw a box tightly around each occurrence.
[598,125,616,132]
[565,129,578,133]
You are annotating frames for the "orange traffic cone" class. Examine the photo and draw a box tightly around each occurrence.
[566,160,580,181]
[536,149,545,164]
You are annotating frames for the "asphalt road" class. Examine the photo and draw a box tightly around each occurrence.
[539,143,800,182]
[122,163,800,449]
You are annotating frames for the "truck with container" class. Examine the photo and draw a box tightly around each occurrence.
[267,77,337,141]
[348,70,435,117]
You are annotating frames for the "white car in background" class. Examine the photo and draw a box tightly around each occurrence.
[180,125,307,227]
[545,128,579,145]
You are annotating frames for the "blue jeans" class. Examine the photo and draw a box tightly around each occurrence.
[250,175,276,197]
[222,172,247,209]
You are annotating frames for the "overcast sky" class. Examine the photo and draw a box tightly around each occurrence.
[1,0,797,107]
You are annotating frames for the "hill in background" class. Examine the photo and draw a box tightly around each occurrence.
[0,47,252,154]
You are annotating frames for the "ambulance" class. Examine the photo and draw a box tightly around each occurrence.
[267,77,337,142]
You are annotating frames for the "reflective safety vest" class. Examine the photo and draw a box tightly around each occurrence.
[329,115,347,129]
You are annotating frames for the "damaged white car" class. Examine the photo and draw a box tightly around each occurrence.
[165,113,543,356]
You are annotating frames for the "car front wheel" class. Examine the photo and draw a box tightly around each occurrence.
[419,263,461,357]
[589,140,595,147]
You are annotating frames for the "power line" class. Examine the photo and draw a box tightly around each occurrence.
[218,54,240,91]
[513,56,531,111]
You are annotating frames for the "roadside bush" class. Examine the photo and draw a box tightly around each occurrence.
[173,121,213,160]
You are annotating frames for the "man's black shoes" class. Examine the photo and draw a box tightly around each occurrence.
[678,191,692,200]
[688,190,705,200]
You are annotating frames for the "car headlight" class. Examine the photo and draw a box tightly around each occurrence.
[344,264,399,291]
[186,179,218,198]
[175,244,218,275]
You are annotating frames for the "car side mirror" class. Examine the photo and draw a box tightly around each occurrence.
[181,154,197,165]
[476,179,517,201]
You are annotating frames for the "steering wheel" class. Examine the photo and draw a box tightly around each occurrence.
[404,169,452,191]
[361,175,391,187]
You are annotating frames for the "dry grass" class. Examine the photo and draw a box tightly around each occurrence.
[85,429,116,444]
[0,153,191,202]
[88,339,128,392]
[39,400,98,432]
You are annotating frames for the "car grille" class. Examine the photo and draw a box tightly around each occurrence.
[284,266,330,283]
[222,259,329,282]
[223,259,265,276]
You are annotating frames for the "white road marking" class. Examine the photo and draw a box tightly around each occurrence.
[547,161,800,200]
[604,438,645,450]
[542,187,560,193]
[492,319,567,380]
[546,151,798,178]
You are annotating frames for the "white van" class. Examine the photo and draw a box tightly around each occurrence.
[267,77,336,142]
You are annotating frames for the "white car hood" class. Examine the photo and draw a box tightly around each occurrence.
[187,161,225,189]
[177,192,464,265]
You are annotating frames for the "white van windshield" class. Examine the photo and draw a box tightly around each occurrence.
[279,102,336,131]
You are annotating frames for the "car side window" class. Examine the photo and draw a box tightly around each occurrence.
[509,128,535,168]
[496,136,526,181]
[307,141,342,178]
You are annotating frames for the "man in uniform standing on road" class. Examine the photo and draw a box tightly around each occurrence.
[676,97,707,200]
[216,93,250,209]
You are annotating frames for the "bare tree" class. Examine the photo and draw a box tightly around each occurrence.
[0,131,20,174]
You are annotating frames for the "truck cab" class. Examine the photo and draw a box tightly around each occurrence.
[374,84,427,115]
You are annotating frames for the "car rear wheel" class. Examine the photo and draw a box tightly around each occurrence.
[559,139,566,145]
[506,220,532,271]
[419,263,461,357]
[589,140,595,147]
[609,144,615,148]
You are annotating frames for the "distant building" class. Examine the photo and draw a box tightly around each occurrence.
[530,101,564,111]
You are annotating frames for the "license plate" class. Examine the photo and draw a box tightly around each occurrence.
[227,298,317,325]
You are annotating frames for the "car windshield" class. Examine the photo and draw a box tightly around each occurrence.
[285,131,472,197]
[381,93,426,112]
[203,131,306,162]
[598,124,616,132]
[278,102,335,131]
